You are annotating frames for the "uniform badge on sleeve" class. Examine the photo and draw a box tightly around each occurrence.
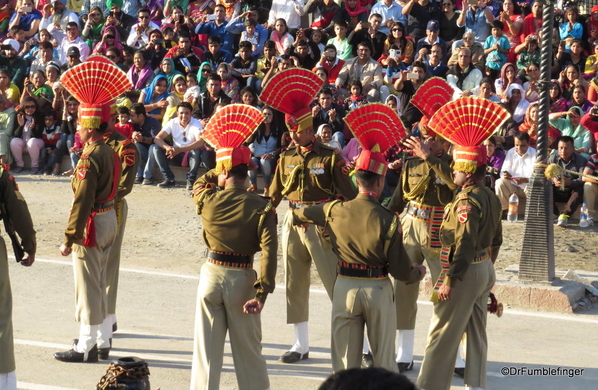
[77,167,88,180]
[123,154,135,167]
[458,211,468,223]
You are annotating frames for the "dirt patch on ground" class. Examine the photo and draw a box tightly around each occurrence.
[14,174,598,281]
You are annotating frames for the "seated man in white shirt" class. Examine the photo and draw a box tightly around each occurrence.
[445,46,483,100]
[495,131,536,217]
[150,102,204,190]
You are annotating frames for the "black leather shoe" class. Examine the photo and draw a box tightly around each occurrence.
[454,367,465,378]
[54,345,98,362]
[112,322,118,332]
[397,361,413,373]
[280,351,309,363]
[134,177,143,184]
[361,352,374,368]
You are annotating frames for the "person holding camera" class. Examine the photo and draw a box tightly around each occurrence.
[393,62,427,128]
[314,44,345,84]
[104,0,136,42]
[126,7,159,48]
[348,13,387,60]
[39,0,79,32]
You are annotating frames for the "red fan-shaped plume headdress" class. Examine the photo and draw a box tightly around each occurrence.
[202,104,264,172]
[260,68,324,133]
[344,103,407,176]
[61,55,131,129]
[411,77,453,138]
[428,97,510,173]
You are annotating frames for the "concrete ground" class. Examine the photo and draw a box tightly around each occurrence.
[8,256,598,390]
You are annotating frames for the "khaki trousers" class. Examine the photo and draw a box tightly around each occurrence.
[583,182,598,219]
[72,210,117,325]
[0,238,15,373]
[282,209,338,324]
[395,214,442,330]
[495,178,526,210]
[106,198,128,314]
[331,276,398,373]
[417,259,496,390]
[190,262,269,390]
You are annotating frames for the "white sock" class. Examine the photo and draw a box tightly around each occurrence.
[289,321,309,354]
[75,323,99,354]
[455,341,466,368]
[465,387,484,390]
[396,329,414,363]
[0,371,17,390]
[107,313,117,326]
[97,317,113,349]
[362,331,371,354]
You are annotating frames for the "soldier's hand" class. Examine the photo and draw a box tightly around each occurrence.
[59,244,72,256]
[403,136,431,160]
[438,284,452,301]
[20,252,35,267]
[243,299,264,314]
[415,264,426,279]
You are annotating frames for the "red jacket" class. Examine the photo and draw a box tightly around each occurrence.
[313,58,345,84]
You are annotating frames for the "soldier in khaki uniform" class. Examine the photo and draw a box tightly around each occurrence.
[261,68,357,363]
[387,130,457,372]
[292,124,425,373]
[103,120,139,335]
[0,167,36,389]
[417,98,505,390]
[55,58,129,363]
[190,104,276,390]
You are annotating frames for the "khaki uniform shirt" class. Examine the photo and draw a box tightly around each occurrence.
[64,139,118,247]
[0,169,36,254]
[193,170,278,303]
[440,182,503,286]
[104,130,139,200]
[388,151,457,213]
[270,140,357,208]
[292,194,422,283]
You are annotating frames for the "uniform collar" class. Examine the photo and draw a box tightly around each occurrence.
[293,139,322,156]
[357,192,379,201]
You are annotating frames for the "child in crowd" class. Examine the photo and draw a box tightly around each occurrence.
[327,20,352,61]
[184,72,201,101]
[115,106,135,140]
[40,110,60,175]
[484,20,510,80]
[241,19,259,53]
[559,6,583,53]
[343,79,367,112]
[217,63,240,101]
[254,40,276,93]
[515,35,540,74]
[230,41,257,87]
[162,26,177,49]
[309,28,326,55]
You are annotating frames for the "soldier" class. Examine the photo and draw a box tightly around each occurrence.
[387,128,457,372]
[417,98,505,390]
[190,104,276,390]
[103,114,140,336]
[54,57,129,363]
[292,118,425,373]
[0,167,36,389]
[261,68,357,363]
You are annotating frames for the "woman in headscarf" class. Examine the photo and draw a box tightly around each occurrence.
[21,70,53,111]
[217,0,240,21]
[138,74,170,121]
[504,83,530,124]
[335,0,368,30]
[155,57,183,90]
[81,6,105,50]
[549,106,592,158]
[519,102,561,149]
[477,77,502,103]
[127,49,153,98]
[162,74,189,125]
[92,25,124,55]
[8,0,41,38]
[217,63,239,102]
[550,81,569,113]
[197,61,212,94]
[495,62,522,100]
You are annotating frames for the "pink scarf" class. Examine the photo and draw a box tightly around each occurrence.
[271,30,288,55]
[345,1,366,17]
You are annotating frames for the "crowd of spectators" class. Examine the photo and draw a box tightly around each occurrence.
[2,0,598,224]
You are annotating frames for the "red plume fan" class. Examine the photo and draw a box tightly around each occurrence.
[427,97,510,146]
[411,77,453,119]
[260,68,324,117]
[201,104,264,150]
[344,103,407,152]
[61,57,131,106]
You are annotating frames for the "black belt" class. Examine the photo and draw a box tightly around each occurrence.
[337,261,388,279]
[406,204,432,220]
[94,200,115,209]
[207,251,252,268]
